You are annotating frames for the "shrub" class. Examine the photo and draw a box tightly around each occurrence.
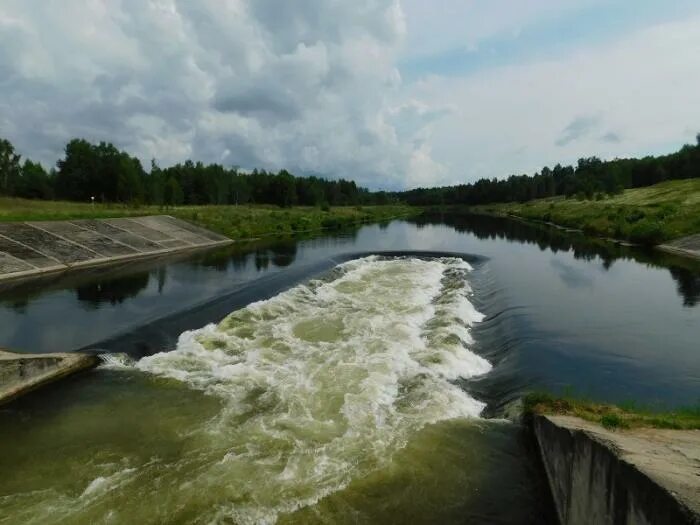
[628,219,665,245]
[600,413,628,430]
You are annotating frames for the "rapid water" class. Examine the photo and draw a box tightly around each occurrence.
[1,256,497,524]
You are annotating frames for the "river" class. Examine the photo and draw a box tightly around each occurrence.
[0,213,698,524]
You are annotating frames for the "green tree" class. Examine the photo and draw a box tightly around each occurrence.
[0,138,22,195]
[163,177,183,207]
[17,160,52,199]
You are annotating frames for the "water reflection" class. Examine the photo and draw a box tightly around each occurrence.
[412,211,700,307]
[76,272,151,309]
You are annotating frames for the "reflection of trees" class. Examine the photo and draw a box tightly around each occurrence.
[252,242,299,271]
[269,242,297,267]
[156,266,167,294]
[669,267,700,307]
[412,211,700,308]
[75,272,150,309]
[255,249,270,271]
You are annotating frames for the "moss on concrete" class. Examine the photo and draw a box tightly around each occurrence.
[524,392,700,431]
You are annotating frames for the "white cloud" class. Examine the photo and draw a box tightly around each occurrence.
[0,0,441,189]
[1,1,699,191]
[406,14,700,184]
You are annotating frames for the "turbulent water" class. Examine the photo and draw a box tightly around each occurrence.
[2,256,490,524]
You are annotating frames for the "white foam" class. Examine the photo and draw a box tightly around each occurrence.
[80,467,137,499]
[136,255,490,522]
[98,353,136,370]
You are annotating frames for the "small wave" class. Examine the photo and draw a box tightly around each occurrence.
[80,467,137,499]
[98,353,136,369]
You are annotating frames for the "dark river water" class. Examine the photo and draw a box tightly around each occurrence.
[0,213,698,524]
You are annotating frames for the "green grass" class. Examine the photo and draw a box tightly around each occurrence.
[471,179,700,245]
[523,391,700,430]
[0,197,418,240]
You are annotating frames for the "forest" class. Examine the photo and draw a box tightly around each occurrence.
[397,135,700,205]
[0,138,392,207]
[1,135,699,208]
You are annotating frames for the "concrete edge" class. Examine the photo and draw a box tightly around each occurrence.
[533,414,700,525]
[0,351,100,406]
[657,244,700,262]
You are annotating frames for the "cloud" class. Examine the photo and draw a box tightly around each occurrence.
[403,13,700,183]
[550,258,593,289]
[0,0,441,190]
[600,132,622,144]
[1,1,699,190]
[555,116,600,146]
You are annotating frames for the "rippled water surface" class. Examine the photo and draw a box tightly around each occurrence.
[0,214,698,524]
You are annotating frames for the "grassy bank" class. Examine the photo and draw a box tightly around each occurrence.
[471,179,700,245]
[0,197,418,240]
[523,392,700,431]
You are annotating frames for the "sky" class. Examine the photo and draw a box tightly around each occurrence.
[1,1,699,190]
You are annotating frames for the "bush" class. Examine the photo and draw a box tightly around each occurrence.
[628,219,665,245]
[625,209,645,223]
[600,413,628,430]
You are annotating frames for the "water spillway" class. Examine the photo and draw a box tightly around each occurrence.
[1,255,497,524]
[136,256,489,523]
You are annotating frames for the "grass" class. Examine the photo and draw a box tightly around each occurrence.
[471,179,700,245]
[0,197,418,240]
[523,391,700,431]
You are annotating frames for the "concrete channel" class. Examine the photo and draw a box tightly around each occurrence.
[0,215,232,283]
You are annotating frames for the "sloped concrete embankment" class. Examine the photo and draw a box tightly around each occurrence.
[0,350,99,405]
[0,215,231,283]
[659,234,700,261]
[534,414,700,525]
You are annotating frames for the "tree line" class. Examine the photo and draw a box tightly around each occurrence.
[396,135,700,206]
[0,137,393,207]
[1,134,699,208]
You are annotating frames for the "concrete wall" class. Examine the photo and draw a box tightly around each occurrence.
[533,414,699,525]
[0,350,99,404]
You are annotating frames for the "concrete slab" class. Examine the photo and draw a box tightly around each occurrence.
[131,216,205,245]
[33,221,138,257]
[159,215,230,243]
[659,234,700,261]
[105,218,172,242]
[0,235,61,269]
[71,219,162,252]
[0,349,99,405]
[158,238,190,249]
[0,216,232,283]
[0,223,98,263]
[0,252,34,274]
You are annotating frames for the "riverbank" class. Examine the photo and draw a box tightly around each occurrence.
[468,179,700,247]
[523,392,700,430]
[0,197,418,240]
